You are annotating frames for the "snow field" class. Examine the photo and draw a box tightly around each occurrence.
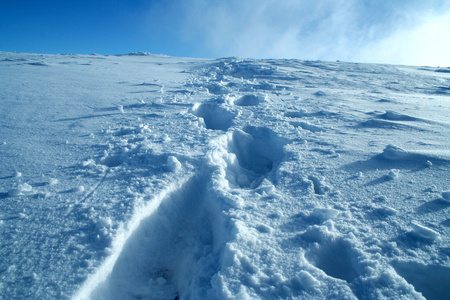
[1,53,450,299]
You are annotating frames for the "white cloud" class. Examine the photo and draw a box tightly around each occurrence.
[181,0,359,59]
[179,0,450,66]
[357,11,450,67]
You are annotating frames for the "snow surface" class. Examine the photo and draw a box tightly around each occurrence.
[1,52,450,299]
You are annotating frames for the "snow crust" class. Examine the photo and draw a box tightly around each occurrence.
[1,52,449,299]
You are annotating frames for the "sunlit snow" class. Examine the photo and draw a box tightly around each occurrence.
[1,52,449,299]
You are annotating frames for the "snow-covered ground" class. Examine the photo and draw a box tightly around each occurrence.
[1,52,449,299]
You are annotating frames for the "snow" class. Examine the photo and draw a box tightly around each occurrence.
[442,191,450,201]
[0,52,449,300]
[409,221,441,241]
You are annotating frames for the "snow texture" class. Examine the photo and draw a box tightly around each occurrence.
[0,52,449,299]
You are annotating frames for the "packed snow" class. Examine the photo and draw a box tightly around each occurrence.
[0,52,449,299]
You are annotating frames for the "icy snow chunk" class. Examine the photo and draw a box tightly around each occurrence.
[167,156,181,172]
[254,178,275,195]
[8,183,33,197]
[162,134,171,143]
[113,124,149,136]
[7,265,16,273]
[378,145,449,165]
[374,206,398,217]
[62,186,85,194]
[290,121,324,133]
[441,191,450,201]
[74,186,85,193]
[297,271,320,289]
[387,169,400,180]
[381,145,409,160]
[310,208,339,222]
[300,224,334,242]
[49,178,59,186]
[410,221,440,240]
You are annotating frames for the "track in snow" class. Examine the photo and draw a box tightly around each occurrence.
[1,53,450,300]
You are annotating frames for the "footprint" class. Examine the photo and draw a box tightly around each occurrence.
[204,82,231,95]
[308,176,331,195]
[392,260,450,300]
[99,153,126,167]
[233,94,265,106]
[86,175,219,299]
[225,126,287,188]
[305,238,359,283]
[189,102,236,131]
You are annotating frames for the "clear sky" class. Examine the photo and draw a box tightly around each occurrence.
[1,0,450,66]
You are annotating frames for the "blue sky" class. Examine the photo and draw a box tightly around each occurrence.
[1,0,450,66]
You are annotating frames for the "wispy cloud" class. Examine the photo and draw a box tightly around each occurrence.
[177,0,450,66]
[357,9,450,66]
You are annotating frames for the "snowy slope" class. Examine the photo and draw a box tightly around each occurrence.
[1,52,449,299]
